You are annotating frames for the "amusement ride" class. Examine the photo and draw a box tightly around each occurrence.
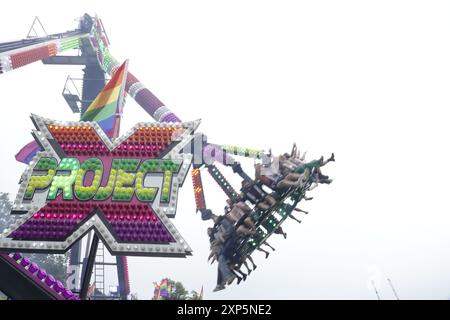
[0,14,334,300]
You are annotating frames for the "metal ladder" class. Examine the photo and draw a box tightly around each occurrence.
[94,242,105,295]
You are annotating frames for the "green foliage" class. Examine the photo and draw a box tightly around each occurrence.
[26,253,69,283]
[0,193,14,231]
[130,293,139,300]
[163,278,200,300]
[0,192,69,283]
[188,290,200,300]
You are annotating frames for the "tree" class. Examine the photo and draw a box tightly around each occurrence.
[188,290,200,300]
[130,293,139,300]
[156,278,200,300]
[168,279,188,300]
[0,192,69,283]
[0,193,15,231]
[26,253,68,283]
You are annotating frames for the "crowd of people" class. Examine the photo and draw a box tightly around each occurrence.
[202,144,335,292]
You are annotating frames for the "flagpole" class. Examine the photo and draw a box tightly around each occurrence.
[387,278,400,300]
[371,280,381,300]
[112,59,129,139]
[156,284,161,300]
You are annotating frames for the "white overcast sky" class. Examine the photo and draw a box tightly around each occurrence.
[1,0,450,300]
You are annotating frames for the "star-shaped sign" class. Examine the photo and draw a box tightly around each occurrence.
[0,114,200,257]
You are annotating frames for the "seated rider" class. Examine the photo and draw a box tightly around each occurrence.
[289,143,307,165]
[215,226,241,290]
[254,157,310,190]
[225,199,256,235]
[211,215,235,244]
[207,227,223,265]
[278,146,335,184]
[239,179,277,211]
[295,153,334,184]
[210,217,238,292]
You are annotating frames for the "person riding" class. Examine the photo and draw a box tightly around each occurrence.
[239,179,277,211]
[225,199,256,236]
[254,159,309,190]
[210,218,237,292]
[287,153,335,184]
[266,143,334,186]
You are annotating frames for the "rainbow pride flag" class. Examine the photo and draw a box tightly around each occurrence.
[153,282,161,300]
[159,278,170,299]
[81,60,128,138]
[16,60,129,164]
